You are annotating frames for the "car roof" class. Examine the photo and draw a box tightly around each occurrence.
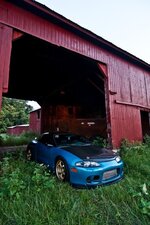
[41,132,77,136]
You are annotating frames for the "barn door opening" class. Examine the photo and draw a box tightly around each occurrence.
[140,111,150,138]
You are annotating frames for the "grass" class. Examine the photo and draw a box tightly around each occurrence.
[0,132,38,146]
[0,142,150,225]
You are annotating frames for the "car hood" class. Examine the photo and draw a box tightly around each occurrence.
[62,145,116,160]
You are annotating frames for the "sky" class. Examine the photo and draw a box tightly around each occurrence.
[29,0,150,109]
[36,0,150,64]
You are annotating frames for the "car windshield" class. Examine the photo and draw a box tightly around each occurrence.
[53,134,90,146]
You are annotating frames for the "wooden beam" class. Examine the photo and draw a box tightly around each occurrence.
[87,78,104,95]
[115,100,150,110]
[95,72,104,81]
[97,62,107,77]
[12,30,24,41]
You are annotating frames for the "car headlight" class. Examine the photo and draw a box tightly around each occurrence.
[75,161,100,167]
[115,156,121,163]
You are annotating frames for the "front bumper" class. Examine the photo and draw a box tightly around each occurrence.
[69,160,124,187]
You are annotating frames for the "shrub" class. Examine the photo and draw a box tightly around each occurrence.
[0,131,38,146]
[144,135,150,147]
[20,131,39,139]
[120,138,144,157]
[92,137,109,148]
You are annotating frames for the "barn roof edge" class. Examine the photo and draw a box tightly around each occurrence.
[7,0,150,70]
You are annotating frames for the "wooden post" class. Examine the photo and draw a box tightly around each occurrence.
[0,24,13,109]
[97,62,112,146]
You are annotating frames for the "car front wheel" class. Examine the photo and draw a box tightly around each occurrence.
[55,158,69,182]
[26,148,32,161]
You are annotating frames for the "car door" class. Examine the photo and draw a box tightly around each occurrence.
[37,134,54,166]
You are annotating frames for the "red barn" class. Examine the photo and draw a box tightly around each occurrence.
[6,109,41,135]
[0,0,150,147]
[29,107,107,138]
[7,124,29,135]
[29,109,41,134]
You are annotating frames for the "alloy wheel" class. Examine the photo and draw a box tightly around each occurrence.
[55,159,66,181]
[26,149,32,161]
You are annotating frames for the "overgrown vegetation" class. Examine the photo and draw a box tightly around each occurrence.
[0,97,33,133]
[92,136,109,148]
[0,138,149,225]
[0,131,38,146]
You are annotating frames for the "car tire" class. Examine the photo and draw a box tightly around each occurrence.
[55,158,69,182]
[26,148,32,161]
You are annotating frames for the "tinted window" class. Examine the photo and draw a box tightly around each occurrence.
[39,134,55,145]
[54,134,90,146]
[39,134,50,144]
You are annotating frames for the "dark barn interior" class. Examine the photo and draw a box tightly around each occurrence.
[4,34,107,138]
[140,111,150,138]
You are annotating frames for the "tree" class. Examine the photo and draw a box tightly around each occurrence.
[0,97,33,133]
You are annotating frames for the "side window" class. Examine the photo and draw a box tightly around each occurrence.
[39,134,49,144]
[48,136,55,146]
[39,134,55,146]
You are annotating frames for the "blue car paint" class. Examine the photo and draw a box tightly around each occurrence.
[70,160,123,187]
[29,141,83,169]
[28,140,124,187]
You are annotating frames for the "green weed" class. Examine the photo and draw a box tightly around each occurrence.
[92,136,109,148]
[0,131,38,146]
[0,142,149,225]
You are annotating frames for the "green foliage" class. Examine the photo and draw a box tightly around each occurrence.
[120,140,150,218]
[128,183,150,217]
[0,156,55,200]
[0,131,38,146]
[0,143,149,225]
[92,136,109,148]
[120,138,144,156]
[31,164,55,191]
[20,131,38,139]
[144,134,150,147]
[0,97,33,133]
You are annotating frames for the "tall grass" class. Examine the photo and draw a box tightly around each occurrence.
[0,131,38,146]
[0,141,150,225]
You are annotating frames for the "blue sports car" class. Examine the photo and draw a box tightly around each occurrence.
[26,132,124,187]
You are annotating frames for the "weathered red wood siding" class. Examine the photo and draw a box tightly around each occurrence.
[0,23,12,106]
[29,110,41,134]
[40,105,107,138]
[0,0,110,62]
[0,0,149,147]
[7,110,41,135]
[109,61,150,146]
[7,125,29,135]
